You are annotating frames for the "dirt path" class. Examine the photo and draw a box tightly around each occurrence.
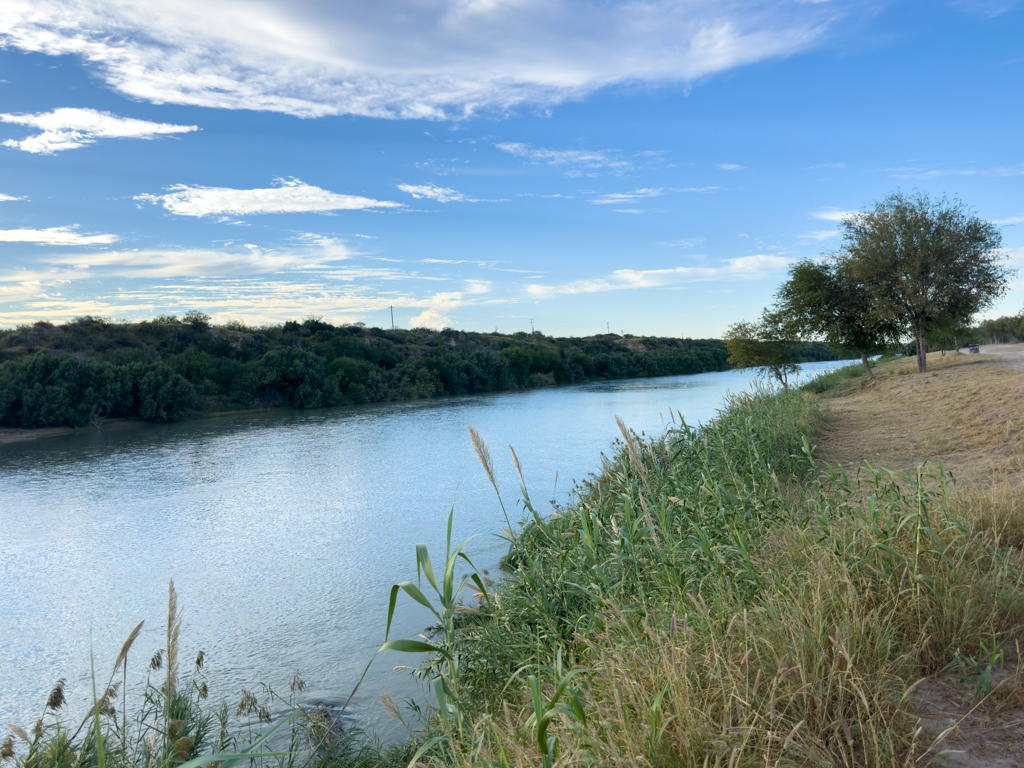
[980,342,1024,371]
[812,347,1024,488]
[812,348,1024,767]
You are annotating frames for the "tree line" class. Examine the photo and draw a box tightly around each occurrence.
[0,315,845,429]
[726,191,1011,385]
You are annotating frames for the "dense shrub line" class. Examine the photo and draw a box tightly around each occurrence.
[0,315,841,428]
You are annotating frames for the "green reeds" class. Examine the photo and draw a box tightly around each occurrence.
[375,374,1023,767]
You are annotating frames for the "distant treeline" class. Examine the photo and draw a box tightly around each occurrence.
[0,314,842,429]
[972,313,1024,345]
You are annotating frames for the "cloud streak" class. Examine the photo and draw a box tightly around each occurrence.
[0,1,839,119]
[136,178,402,217]
[497,142,628,169]
[811,208,856,222]
[526,254,790,297]
[398,183,480,203]
[0,107,197,153]
[0,226,119,245]
[590,188,663,205]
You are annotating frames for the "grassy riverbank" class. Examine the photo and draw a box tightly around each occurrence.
[6,357,1023,767]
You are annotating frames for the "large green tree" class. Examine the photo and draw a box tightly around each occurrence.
[776,259,901,380]
[838,191,1008,373]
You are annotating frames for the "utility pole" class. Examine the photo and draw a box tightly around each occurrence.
[390,305,394,330]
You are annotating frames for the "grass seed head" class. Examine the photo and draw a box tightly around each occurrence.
[379,693,402,722]
[114,620,144,671]
[45,679,66,711]
[469,424,498,493]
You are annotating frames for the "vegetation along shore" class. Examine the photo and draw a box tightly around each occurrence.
[0,315,840,433]
[5,349,1024,768]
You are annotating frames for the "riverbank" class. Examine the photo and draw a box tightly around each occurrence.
[6,359,1022,768]
[376,354,1024,766]
[1,316,849,435]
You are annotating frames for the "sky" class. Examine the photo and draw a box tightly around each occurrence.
[0,0,1022,337]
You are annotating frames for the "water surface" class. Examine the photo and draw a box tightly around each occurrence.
[0,362,842,739]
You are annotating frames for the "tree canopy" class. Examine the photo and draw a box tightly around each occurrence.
[838,191,1008,372]
[775,258,902,379]
[724,311,801,389]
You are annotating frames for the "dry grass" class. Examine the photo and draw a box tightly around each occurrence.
[813,352,1024,487]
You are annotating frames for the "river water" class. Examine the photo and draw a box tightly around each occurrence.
[0,361,843,740]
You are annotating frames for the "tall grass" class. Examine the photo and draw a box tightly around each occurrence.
[1,581,408,768]
[382,381,1024,766]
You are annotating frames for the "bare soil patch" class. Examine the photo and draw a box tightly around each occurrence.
[813,348,1024,488]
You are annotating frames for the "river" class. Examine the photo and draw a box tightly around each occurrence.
[0,361,843,741]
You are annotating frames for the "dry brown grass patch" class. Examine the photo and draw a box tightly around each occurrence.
[814,352,1024,487]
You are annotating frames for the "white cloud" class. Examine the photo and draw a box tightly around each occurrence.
[0,1,839,119]
[464,279,492,294]
[398,183,477,203]
[657,237,706,248]
[136,178,402,217]
[717,163,745,170]
[410,291,467,328]
[614,209,646,214]
[0,193,25,201]
[525,253,790,297]
[0,225,119,245]
[0,107,197,153]
[497,143,627,169]
[590,188,663,205]
[811,208,856,221]
[798,229,839,241]
[882,164,1024,180]
[992,215,1024,226]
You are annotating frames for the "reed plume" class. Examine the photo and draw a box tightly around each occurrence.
[470,423,517,542]
[379,693,402,722]
[166,580,182,698]
[509,444,525,485]
[114,620,144,671]
[468,424,497,494]
[5,726,27,743]
[45,679,66,711]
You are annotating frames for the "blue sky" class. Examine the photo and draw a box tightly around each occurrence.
[0,0,1022,337]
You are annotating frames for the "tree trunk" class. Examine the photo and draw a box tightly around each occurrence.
[859,348,875,380]
[953,335,962,355]
[916,328,927,373]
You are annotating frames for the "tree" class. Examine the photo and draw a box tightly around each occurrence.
[839,191,1008,373]
[724,310,800,389]
[776,258,901,380]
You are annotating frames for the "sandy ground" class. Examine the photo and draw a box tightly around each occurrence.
[813,346,1024,767]
[813,346,1024,488]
